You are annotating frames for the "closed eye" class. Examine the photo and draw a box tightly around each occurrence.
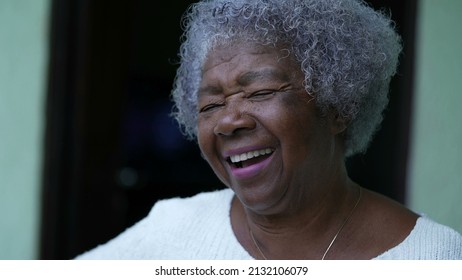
[199,102,225,113]
[248,90,276,100]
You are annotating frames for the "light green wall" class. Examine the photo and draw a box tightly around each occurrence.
[0,0,50,259]
[408,0,462,233]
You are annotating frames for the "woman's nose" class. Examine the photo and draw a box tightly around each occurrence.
[213,103,256,137]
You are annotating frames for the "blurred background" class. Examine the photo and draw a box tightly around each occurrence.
[0,0,461,259]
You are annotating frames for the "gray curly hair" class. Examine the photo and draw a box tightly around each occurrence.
[171,0,402,157]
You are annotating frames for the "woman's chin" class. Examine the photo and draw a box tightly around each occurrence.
[233,185,289,215]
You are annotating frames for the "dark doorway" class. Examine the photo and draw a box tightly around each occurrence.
[346,0,418,204]
[40,0,417,259]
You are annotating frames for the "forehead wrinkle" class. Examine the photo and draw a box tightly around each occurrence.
[198,68,291,98]
[237,68,290,86]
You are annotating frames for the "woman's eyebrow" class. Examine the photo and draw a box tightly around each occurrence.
[198,84,222,97]
[198,69,290,97]
[237,69,290,86]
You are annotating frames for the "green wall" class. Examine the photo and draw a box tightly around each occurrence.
[0,0,49,259]
[408,0,462,233]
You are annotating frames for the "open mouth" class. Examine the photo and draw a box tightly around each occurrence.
[227,148,274,168]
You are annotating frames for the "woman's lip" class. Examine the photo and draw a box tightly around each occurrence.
[229,151,274,180]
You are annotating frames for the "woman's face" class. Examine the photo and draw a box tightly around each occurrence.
[197,43,341,214]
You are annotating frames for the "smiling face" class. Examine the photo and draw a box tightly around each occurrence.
[197,42,345,215]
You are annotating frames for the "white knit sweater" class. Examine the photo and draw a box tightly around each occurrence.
[76,188,462,260]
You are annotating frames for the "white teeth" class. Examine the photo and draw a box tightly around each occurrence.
[230,148,273,164]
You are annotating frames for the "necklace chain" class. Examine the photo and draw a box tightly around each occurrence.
[249,187,362,260]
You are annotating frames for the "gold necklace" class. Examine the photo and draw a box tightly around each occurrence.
[249,187,362,260]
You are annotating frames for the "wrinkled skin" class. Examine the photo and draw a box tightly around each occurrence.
[197,42,347,216]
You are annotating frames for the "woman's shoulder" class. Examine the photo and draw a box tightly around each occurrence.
[75,188,234,259]
[149,187,233,217]
[359,188,461,259]
[374,215,462,259]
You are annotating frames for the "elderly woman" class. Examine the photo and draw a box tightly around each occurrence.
[78,0,462,259]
